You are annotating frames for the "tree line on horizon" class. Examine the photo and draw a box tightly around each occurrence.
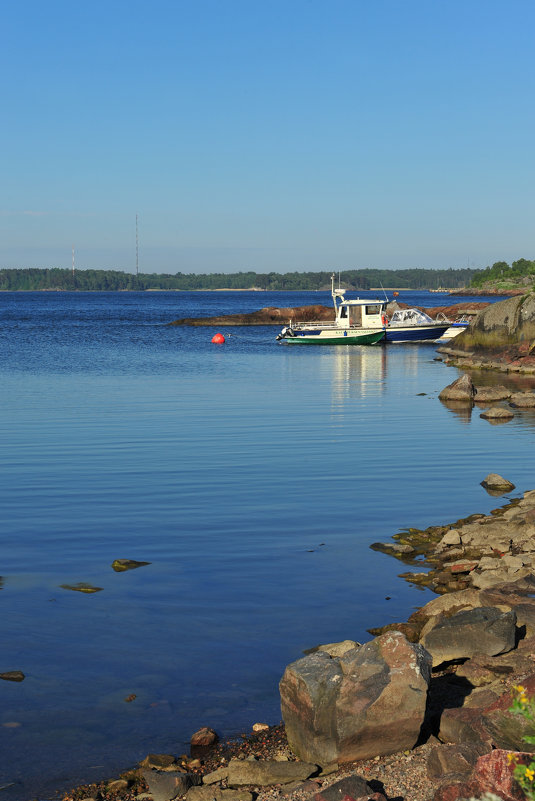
[0,266,478,291]
[469,258,535,287]
[1,260,534,291]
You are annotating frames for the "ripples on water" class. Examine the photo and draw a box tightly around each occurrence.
[1,290,535,800]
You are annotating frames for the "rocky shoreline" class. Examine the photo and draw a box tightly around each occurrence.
[61,484,535,801]
[60,294,535,801]
[166,301,489,328]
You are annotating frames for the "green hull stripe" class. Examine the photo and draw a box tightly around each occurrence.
[283,332,384,345]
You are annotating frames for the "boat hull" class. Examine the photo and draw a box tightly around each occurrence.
[280,329,385,345]
[384,324,450,343]
[436,322,469,340]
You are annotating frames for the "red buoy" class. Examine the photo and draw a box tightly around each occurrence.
[211,333,225,344]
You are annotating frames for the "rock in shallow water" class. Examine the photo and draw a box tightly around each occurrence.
[481,474,516,493]
[191,727,219,747]
[111,558,151,572]
[439,374,476,403]
[0,671,25,682]
[480,407,514,421]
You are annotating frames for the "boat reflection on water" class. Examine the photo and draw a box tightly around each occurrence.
[327,346,388,408]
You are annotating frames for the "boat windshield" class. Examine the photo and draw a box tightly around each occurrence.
[389,309,434,325]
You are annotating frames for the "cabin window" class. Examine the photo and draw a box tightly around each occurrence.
[340,306,348,318]
[349,307,362,325]
[365,304,382,315]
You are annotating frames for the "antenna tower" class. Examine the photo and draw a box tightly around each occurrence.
[72,245,75,277]
[136,213,139,277]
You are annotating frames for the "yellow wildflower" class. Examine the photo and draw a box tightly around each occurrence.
[525,767,535,781]
[514,685,527,694]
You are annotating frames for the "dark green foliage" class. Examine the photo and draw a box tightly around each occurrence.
[470,259,535,288]
[0,266,477,291]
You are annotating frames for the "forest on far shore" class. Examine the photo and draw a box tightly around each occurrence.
[1,260,534,292]
[0,266,476,291]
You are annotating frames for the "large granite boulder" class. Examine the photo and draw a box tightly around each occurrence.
[279,632,431,765]
[420,606,516,667]
[442,293,535,356]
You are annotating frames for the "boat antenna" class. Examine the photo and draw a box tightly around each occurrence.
[379,282,388,302]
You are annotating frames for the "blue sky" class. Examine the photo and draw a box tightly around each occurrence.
[1,0,534,274]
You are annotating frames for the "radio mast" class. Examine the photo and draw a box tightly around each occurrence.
[136,214,139,277]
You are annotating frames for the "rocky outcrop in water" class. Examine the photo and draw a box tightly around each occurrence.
[167,302,487,327]
[167,305,335,326]
[439,293,535,373]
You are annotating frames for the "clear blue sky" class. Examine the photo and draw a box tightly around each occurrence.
[1,0,534,274]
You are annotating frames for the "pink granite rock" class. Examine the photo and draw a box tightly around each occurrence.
[280,632,431,765]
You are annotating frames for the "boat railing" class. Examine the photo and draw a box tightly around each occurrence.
[291,320,384,331]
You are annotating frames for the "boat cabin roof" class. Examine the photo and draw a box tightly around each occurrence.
[339,298,384,307]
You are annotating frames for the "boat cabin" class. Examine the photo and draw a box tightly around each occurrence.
[331,276,386,329]
[335,297,386,329]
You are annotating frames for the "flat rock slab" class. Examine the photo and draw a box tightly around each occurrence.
[187,789,253,801]
[421,606,516,667]
[313,774,379,801]
[427,743,489,780]
[480,407,514,421]
[142,770,198,801]
[139,753,181,771]
[370,542,415,556]
[226,759,318,786]
[317,641,360,658]
[510,392,535,407]
[474,386,512,402]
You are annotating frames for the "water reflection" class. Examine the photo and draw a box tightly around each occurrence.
[439,398,474,424]
[327,346,387,407]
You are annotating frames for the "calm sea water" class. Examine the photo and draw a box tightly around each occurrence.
[1,289,535,800]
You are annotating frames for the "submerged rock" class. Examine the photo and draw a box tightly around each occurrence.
[111,558,151,572]
[60,582,103,593]
[0,671,25,682]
